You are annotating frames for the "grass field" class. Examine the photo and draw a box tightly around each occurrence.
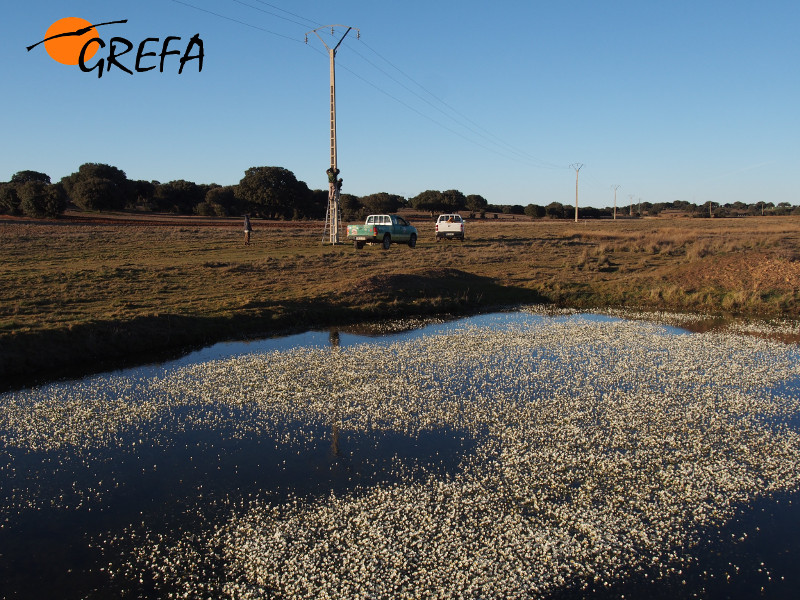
[2,212,799,386]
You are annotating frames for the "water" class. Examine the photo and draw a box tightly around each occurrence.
[1,309,799,599]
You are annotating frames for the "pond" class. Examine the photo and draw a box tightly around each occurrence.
[1,308,799,599]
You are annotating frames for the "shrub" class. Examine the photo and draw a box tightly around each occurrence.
[17,181,67,218]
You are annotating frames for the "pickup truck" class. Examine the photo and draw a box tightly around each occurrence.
[347,214,418,250]
[435,213,465,241]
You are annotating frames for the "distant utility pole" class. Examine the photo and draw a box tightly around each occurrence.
[306,25,360,244]
[708,200,713,218]
[629,194,634,217]
[611,184,621,220]
[570,163,583,222]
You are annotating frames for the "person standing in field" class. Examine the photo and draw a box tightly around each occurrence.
[243,214,252,246]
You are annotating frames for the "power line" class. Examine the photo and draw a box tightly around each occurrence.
[342,44,549,167]
[169,0,304,43]
[228,0,317,29]
[170,0,570,171]
[246,0,321,28]
[334,60,531,165]
[356,39,565,171]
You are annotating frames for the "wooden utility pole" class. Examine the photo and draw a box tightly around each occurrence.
[570,163,583,222]
[307,25,359,244]
[611,184,621,220]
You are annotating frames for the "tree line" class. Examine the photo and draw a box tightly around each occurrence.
[1,163,797,220]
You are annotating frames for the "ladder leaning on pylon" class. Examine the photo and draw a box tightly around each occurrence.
[322,193,342,244]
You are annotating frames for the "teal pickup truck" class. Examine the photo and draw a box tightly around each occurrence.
[347,214,418,250]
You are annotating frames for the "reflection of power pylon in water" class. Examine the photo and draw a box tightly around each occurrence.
[307,25,359,244]
[326,327,342,456]
[331,422,340,457]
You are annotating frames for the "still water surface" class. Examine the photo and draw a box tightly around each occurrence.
[1,310,799,598]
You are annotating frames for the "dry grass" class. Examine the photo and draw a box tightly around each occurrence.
[1,214,799,384]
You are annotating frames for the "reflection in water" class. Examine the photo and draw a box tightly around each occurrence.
[328,330,340,348]
[330,422,340,457]
[1,310,799,599]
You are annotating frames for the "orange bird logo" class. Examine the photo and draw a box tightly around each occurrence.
[27,18,127,64]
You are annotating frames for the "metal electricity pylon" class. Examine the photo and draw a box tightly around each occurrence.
[570,163,584,222]
[306,25,360,244]
[611,184,621,220]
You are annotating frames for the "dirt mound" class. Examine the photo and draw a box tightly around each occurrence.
[352,268,484,296]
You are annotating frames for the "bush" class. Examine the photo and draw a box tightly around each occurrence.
[0,183,20,215]
[17,182,67,218]
[72,177,122,211]
[194,201,227,217]
[61,163,132,211]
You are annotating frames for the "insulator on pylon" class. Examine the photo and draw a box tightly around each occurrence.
[331,27,334,35]
[304,34,308,43]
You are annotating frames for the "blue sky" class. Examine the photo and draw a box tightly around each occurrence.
[4,0,798,208]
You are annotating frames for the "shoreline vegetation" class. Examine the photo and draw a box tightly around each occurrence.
[2,212,799,390]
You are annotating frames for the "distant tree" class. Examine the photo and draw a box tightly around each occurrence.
[1,171,55,215]
[410,190,444,216]
[339,193,363,221]
[729,201,747,212]
[72,178,121,211]
[545,202,566,218]
[712,205,730,218]
[501,204,525,215]
[360,192,404,214]
[465,194,488,213]
[580,206,612,219]
[301,189,328,220]
[524,204,546,218]
[203,185,241,216]
[441,189,467,213]
[17,181,67,218]
[236,166,311,219]
[61,163,132,211]
[154,180,205,214]
[0,182,20,215]
[11,170,51,185]
[132,180,157,209]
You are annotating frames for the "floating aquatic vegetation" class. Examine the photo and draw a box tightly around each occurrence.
[2,314,800,598]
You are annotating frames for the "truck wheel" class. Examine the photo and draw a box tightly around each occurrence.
[354,240,364,250]
[408,233,417,248]
[382,234,391,249]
